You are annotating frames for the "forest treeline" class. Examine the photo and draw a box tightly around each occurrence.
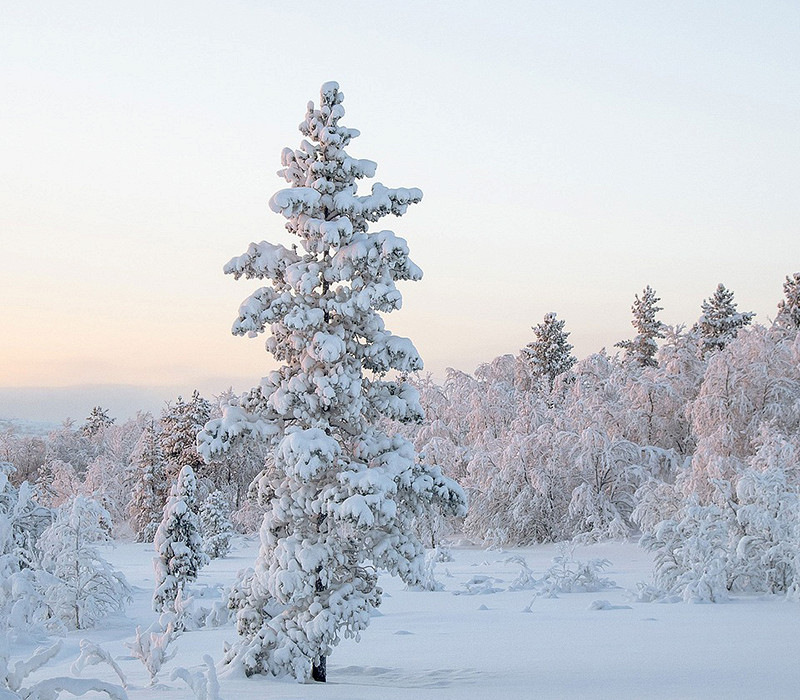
[2,272,800,614]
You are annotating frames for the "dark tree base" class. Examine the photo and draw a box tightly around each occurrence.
[312,656,326,683]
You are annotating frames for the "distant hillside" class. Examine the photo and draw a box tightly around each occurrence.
[0,417,57,436]
[0,384,222,424]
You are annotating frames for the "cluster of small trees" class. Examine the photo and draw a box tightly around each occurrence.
[1,390,245,546]
[0,390,243,632]
[405,274,800,602]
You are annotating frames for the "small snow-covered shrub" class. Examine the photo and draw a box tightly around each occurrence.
[539,544,616,596]
[640,498,732,603]
[38,496,131,629]
[71,639,127,688]
[1,638,128,700]
[126,613,179,686]
[409,549,443,592]
[453,575,503,595]
[171,655,223,700]
[506,555,539,591]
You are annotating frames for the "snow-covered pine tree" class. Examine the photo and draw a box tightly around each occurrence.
[694,283,755,356]
[775,272,800,332]
[152,464,208,612]
[160,391,212,481]
[82,406,115,438]
[521,312,577,389]
[615,285,666,367]
[129,423,168,543]
[38,495,131,629]
[199,490,233,559]
[199,81,466,682]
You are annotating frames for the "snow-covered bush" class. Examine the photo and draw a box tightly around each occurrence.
[126,613,179,686]
[38,496,130,629]
[538,544,616,596]
[1,638,128,700]
[171,655,223,700]
[640,497,732,603]
[506,555,539,591]
[71,639,127,689]
[153,465,208,612]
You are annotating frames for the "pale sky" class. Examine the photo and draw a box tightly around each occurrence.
[1,1,799,420]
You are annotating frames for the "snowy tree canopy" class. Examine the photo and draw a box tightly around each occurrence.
[199,81,466,682]
[160,392,211,480]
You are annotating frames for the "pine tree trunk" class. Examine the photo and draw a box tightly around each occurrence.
[312,571,326,682]
[312,655,326,683]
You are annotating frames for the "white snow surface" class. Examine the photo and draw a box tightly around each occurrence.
[13,538,800,699]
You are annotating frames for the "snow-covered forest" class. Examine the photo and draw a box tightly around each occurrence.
[3,72,800,697]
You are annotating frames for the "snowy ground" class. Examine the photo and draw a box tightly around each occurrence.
[15,538,800,699]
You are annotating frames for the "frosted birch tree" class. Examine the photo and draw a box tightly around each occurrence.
[199,82,466,682]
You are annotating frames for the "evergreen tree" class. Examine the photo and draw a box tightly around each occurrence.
[82,406,115,438]
[129,423,168,543]
[694,283,754,356]
[199,82,466,682]
[160,391,212,481]
[615,285,666,367]
[199,490,234,559]
[152,465,208,612]
[521,312,577,389]
[775,272,800,332]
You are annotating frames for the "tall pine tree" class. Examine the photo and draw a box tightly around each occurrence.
[199,82,466,682]
[694,283,754,356]
[129,422,168,543]
[616,285,666,367]
[521,312,577,389]
[775,272,800,332]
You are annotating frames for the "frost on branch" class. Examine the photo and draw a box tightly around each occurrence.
[207,82,466,682]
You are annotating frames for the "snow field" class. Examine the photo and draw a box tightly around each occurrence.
[15,537,800,699]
